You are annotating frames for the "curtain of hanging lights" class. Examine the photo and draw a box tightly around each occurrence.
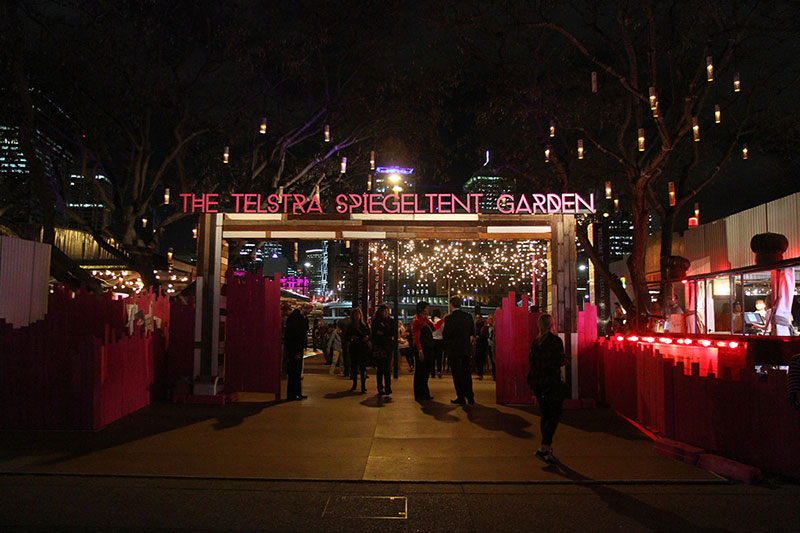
[368,239,549,295]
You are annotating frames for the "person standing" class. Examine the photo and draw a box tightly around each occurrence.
[398,321,414,372]
[371,304,395,396]
[485,314,496,381]
[347,307,370,393]
[327,323,343,375]
[443,297,474,405]
[527,314,567,464]
[475,315,490,380]
[430,308,444,378]
[285,303,312,400]
[411,301,434,401]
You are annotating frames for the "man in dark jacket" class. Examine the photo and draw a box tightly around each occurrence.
[285,303,312,400]
[443,297,475,404]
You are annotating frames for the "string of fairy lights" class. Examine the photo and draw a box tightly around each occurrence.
[368,239,549,296]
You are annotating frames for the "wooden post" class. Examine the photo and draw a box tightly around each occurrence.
[550,214,579,399]
[194,212,224,382]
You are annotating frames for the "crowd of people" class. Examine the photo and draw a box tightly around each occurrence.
[280,297,569,464]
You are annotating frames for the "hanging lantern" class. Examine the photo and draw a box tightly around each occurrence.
[605,181,612,200]
[694,202,700,218]
[733,72,741,92]
[277,185,284,201]
[313,185,320,203]
[192,226,197,239]
[692,117,700,141]
[141,217,147,228]
[649,87,657,110]
[167,248,173,262]
[742,143,748,160]
[714,105,721,124]
[688,217,699,227]
[613,196,620,213]
[577,139,584,160]
[345,240,350,249]
[367,174,372,191]
[370,150,376,171]
[294,242,298,262]
[259,117,267,134]
[324,124,331,142]
[163,187,170,205]
[638,128,645,151]
[544,144,550,162]
[591,71,598,93]
[340,156,347,174]
[668,181,676,206]
[223,146,230,164]
[549,120,555,137]
[706,56,714,82]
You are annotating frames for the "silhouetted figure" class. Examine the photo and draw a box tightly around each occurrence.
[412,301,434,401]
[285,303,313,400]
[528,313,567,463]
[430,308,444,378]
[443,297,474,405]
[371,304,394,396]
[347,307,370,393]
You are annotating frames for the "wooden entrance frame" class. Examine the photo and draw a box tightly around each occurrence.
[194,211,578,395]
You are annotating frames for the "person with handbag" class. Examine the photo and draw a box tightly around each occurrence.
[347,307,371,393]
[411,301,435,401]
[527,313,567,464]
[371,304,395,396]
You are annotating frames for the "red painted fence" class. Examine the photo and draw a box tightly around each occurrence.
[598,339,800,479]
[494,293,598,404]
[224,272,282,397]
[0,286,169,430]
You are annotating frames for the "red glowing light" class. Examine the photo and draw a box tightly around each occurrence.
[627,336,639,342]
[716,341,727,348]
[615,335,624,342]
[728,341,739,349]
[658,337,673,344]
[700,340,712,347]
[682,339,693,345]
[643,336,655,343]
[681,279,688,284]
[688,216,699,227]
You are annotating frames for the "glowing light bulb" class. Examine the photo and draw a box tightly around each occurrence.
[605,181,612,200]
[223,146,230,164]
[733,72,741,92]
[638,128,645,151]
[742,144,748,160]
[544,144,550,162]
[163,188,170,205]
[714,105,721,124]
[260,117,267,134]
[324,124,331,142]
[692,118,700,142]
[706,56,713,82]
[577,139,584,159]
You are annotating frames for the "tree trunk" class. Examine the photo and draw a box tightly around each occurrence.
[626,180,651,330]
[657,208,676,315]
[575,223,634,314]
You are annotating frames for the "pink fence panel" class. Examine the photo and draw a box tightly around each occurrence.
[0,285,170,430]
[577,305,599,399]
[495,292,540,404]
[598,338,800,479]
[224,272,282,397]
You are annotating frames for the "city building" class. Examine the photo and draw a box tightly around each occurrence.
[463,173,517,213]
[372,166,414,195]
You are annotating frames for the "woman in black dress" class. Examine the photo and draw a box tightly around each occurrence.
[347,307,370,393]
[411,301,434,401]
[371,304,395,396]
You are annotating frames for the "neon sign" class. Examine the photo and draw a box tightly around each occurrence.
[180,192,595,215]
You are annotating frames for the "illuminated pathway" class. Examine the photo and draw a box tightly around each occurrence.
[0,355,717,483]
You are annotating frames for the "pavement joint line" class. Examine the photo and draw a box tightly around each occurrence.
[0,471,730,486]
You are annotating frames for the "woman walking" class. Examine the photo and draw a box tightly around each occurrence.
[527,314,567,464]
[371,304,395,397]
[347,308,370,393]
[411,301,435,401]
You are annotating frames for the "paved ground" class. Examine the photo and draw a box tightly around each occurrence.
[1,354,798,531]
[0,354,718,483]
[1,474,798,531]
